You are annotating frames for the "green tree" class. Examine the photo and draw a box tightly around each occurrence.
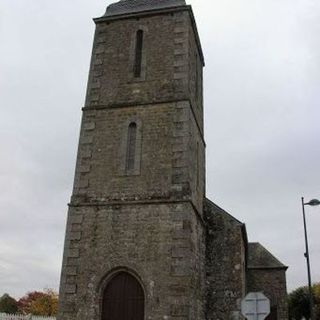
[288,283,320,320]
[0,293,18,314]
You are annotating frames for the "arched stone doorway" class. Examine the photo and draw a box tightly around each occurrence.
[101,271,144,320]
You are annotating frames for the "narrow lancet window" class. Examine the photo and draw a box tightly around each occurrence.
[196,142,199,187]
[126,122,137,171]
[134,30,143,78]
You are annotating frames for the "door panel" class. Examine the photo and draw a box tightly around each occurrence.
[102,272,144,320]
[266,306,277,320]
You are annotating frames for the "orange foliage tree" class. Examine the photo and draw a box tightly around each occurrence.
[18,289,58,316]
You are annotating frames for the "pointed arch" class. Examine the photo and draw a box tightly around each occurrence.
[101,271,145,320]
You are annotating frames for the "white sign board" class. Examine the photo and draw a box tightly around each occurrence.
[241,292,270,320]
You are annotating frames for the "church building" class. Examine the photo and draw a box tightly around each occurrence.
[57,0,288,319]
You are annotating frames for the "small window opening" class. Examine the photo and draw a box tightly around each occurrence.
[196,142,200,187]
[126,122,137,171]
[134,30,143,78]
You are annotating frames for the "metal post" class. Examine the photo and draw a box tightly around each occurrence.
[302,197,315,320]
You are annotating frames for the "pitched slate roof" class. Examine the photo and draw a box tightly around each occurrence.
[247,242,288,270]
[104,0,186,17]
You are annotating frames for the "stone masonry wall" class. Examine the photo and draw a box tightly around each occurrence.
[58,202,205,320]
[72,7,205,215]
[71,100,204,215]
[85,10,197,109]
[204,200,246,320]
[247,268,288,320]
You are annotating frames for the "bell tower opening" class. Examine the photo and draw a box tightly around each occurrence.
[133,30,144,78]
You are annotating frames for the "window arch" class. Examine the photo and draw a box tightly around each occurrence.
[126,122,137,172]
[120,119,142,176]
[101,272,144,320]
[134,30,144,78]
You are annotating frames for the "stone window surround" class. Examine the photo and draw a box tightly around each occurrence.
[119,118,143,176]
[126,122,137,171]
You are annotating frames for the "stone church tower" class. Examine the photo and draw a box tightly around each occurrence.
[58,0,206,319]
[58,1,288,319]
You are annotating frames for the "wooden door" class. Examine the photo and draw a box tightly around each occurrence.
[266,306,277,320]
[102,272,144,320]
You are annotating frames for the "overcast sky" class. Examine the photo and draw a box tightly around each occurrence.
[0,0,319,299]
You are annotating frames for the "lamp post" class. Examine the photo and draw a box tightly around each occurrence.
[301,197,320,320]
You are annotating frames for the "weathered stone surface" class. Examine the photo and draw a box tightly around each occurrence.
[204,199,246,320]
[59,203,205,319]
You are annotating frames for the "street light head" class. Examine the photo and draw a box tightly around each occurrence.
[305,199,320,206]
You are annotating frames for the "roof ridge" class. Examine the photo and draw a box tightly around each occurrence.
[104,0,187,17]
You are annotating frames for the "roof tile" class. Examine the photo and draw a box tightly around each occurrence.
[104,0,186,17]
